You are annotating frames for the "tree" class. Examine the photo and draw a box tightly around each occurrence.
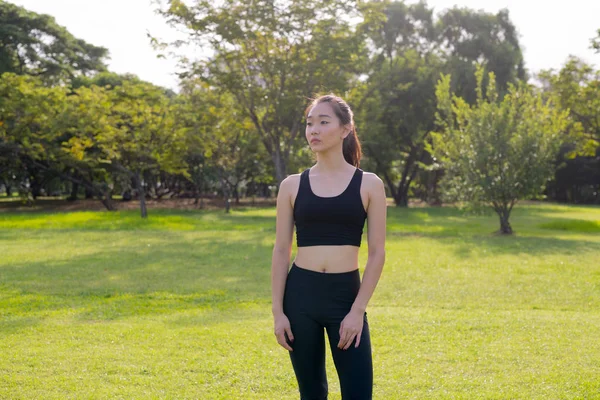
[437,6,526,103]
[353,50,441,207]
[0,73,120,209]
[176,79,273,212]
[538,57,600,150]
[592,28,600,53]
[58,84,119,210]
[0,1,108,84]
[0,73,68,203]
[155,0,365,185]
[105,80,188,218]
[538,57,600,204]
[430,67,569,234]
[60,79,188,216]
[355,1,526,207]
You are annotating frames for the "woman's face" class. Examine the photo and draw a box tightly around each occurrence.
[305,102,350,154]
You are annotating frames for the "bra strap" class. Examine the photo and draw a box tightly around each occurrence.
[298,169,311,193]
[348,168,363,192]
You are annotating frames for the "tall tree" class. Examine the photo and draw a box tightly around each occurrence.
[0,73,118,209]
[155,0,365,185]
[0,1,108,84]
[430,67,568,234]
[437,7,526,102]
[353,50,441,206]
[356,1,526,207]
[58,84,119,210]
[0,73,68,202]
[106,80,188,218]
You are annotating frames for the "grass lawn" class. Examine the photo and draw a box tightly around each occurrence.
[1,202,599,399]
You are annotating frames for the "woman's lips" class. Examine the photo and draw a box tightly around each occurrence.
[310,139,321,144]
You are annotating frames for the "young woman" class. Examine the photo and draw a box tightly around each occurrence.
[271,94,387,399]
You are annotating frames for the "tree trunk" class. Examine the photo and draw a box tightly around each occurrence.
[272,148,287,187]
[5,185,11,197]
[193,185,200,206]
[220,177,231,213]
[234,184,240,205]
[427,170,443,206]
[394,188,409,207]
[84,186,94,199]
[135,172,148,218]
[495,206,514,235]
[68,181,79,201]
[29,160,115,211]
[30,177,42,200]
[99,187,116,211]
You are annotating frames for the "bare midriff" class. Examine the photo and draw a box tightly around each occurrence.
[294,245,360,273]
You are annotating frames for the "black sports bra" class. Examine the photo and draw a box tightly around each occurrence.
[293,168,367,247]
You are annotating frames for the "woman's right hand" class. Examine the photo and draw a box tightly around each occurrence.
[273,313,294,351]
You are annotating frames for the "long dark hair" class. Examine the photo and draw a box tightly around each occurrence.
[305,94,362,168]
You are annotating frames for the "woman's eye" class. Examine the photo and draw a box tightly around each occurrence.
[306,123,312,127]
[320,121,329,125]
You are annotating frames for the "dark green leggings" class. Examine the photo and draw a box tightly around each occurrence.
[283,263,373,400]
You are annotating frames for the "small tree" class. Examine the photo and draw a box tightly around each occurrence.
[430,67,569,234]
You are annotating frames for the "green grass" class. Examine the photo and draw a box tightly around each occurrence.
[1,202,600,399]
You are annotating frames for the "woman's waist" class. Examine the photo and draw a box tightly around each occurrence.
[294,245,360,273]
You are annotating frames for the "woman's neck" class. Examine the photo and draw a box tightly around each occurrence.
[315,147,352,173]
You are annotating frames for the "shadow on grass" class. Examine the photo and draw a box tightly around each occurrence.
[537,219,600,233]
[447,234,600,259]
[0,208,277,232]
[0,231,274,329]
[385,205,600,260]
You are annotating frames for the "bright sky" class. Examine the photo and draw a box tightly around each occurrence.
[9,0,600,90]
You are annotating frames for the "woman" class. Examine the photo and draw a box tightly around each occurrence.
[271,94,387,399]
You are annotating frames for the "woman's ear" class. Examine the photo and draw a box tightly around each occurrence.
[342,125,352,139]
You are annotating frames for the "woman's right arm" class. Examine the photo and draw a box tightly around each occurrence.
[271,176,296,351]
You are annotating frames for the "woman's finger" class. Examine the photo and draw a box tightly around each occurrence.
[343,333,356,350]
[338,328,352,349]
[285,326,294,342]
[278,333,293,351]
[355,330,362,348]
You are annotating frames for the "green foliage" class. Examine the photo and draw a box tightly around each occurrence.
[436,7,526,102]
[108,80,187,176]
[155,0,366,183]
[431,66,569,233]
[0,73,68,159]
[354,1,527,207]
[0,74,70,203]
[538,57,600,155]
[592,28,600,53]
[353,49,441,206]
[176,79,273,205]
[0,1,108,84]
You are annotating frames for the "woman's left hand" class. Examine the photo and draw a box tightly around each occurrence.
[338,309,364,350]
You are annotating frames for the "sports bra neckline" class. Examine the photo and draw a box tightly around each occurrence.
[306,168,359,199]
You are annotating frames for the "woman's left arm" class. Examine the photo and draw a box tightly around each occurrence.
[352,173,387,313]
[338,174,387,350]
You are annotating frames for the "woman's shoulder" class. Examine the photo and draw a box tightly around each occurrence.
[282,172,302,184]
[279,173,302,195]
[360,170,383,186]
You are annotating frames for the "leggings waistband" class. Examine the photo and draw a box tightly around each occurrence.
[291,262,359,276]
